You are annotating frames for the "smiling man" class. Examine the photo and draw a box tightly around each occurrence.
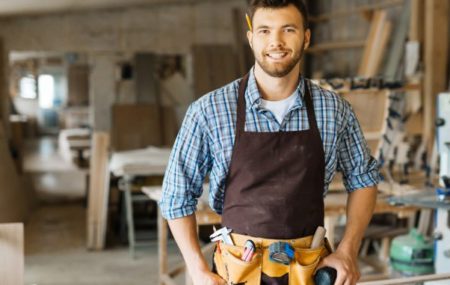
[160,1,379,285]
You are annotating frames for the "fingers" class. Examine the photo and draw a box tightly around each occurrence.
[334,265,360,285]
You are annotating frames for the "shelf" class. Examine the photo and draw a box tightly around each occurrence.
[306,40,366,53]
[310,0,404,23]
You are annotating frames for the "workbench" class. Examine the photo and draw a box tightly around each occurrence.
[142,187,419,285]
[142,186,218,285]
[109,147,172,258]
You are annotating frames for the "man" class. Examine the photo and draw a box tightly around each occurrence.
[160,0,379,284]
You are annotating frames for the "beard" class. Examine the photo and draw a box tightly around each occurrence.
[254,42,305,78]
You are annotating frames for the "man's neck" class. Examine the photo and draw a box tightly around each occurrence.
[253,64,300,101]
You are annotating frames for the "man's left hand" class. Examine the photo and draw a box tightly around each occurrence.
[316,249,360,285]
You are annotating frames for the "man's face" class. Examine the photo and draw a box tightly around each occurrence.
[247,4,311,78]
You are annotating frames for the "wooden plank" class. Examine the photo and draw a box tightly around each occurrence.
[192,45,211,99]
[68,64,89,106]
[158,210,169,285]
[358,10,392,77]
[134,53,159,104]
[383,0,411,80]
[306,40,366,54]
[0,223,24,285]
[409,0,425,42]
[0,123,28,222]
[423,0,449,152]
[341,90,389,133]
[111,104,163,151]
[405,111,423,135]
[210,45,238,90]
[87,132,110,250]
[161,106,179,147]
[232,8,247,76]
[0,38,4,121]
[341,90,390,159]
[192,44,238,99]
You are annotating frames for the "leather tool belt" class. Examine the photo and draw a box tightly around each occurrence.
[214,233,332,285]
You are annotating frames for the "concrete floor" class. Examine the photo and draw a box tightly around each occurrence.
[22,136,396,284]
[23,137,185,285]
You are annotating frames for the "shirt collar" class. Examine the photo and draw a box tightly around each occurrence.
[245,67,306,110]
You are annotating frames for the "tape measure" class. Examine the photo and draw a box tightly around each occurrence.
[268,242,294,265]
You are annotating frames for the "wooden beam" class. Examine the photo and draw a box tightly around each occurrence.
[232,8,247,76]
[423,0,449,151]
[409,0,425,42]
[87,132,110,250]
[0,223,24,285]
[0,38,5,122]
[383,0,410,80]
[358,10,392,77]
[309,0,404,23]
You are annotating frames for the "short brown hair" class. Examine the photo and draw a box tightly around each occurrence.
[247,0,309,30]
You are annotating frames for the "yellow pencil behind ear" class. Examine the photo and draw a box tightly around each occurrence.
[245,13,253,31]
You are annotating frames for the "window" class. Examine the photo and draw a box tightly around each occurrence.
[38,74,55,109]
[19,75,37,99]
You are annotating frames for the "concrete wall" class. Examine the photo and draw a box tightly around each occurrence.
[0,0,247,131]
[0,1,246,53]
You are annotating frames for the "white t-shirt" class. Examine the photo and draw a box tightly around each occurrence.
[260,92,298,124]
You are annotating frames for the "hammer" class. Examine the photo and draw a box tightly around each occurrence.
[311,227,337,285]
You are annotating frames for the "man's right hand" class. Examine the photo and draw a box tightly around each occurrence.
[192,269,226,285]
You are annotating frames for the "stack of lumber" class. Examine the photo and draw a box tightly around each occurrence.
[87,132,110,250]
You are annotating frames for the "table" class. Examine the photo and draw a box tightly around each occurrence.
[68,140,91,168]
[110,147,172,258]
[324,192,419,250]
[143,186,218,285]
[143,187,419,285]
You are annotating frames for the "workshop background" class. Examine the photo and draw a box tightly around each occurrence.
[0,0,449,284]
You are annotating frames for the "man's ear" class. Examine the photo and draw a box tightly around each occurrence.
[303,28,311,50]
[247,30,253,49]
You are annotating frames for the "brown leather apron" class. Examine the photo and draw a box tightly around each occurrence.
[214,73,328,285]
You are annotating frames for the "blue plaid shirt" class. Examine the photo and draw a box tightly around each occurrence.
[160,70,380,220]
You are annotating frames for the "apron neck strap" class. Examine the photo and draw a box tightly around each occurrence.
[236,73,319,135]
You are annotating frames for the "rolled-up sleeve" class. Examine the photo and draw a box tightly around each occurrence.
[159,102,212,220]
[337,101,381,192]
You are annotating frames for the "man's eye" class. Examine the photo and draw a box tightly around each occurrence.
[285,28,296,33]
[258,29,269,34]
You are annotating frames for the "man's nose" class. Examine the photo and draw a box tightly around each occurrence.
[268,31,284,49]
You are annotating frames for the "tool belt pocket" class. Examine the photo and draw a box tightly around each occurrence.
[214,243,262,285]
[289,239,332,285]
